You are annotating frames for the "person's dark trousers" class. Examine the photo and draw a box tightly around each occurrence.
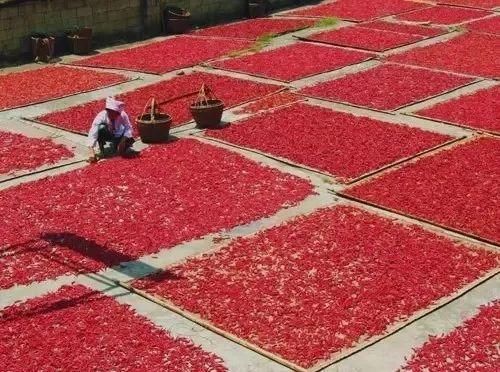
[97,123,134,155]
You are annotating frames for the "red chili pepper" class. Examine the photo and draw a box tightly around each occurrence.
[396,5,492,25]
[286,0,427,21]
[467,15,500,34]
[390,33,500,79]
[72,36,253,74]
[0,285,228,371]
[207,102,453,181]
[211,43,372,82]
[134,205,498,368]
[0,66,127,111]
[360,20,446,37]
[402,299,500,371]
[0,131,73,175]
[442,0,500,10]
[300,64,474,111]
[304,26,425,52]
[417,85,500,135]
[195,18,315,40]
[234,92,301,115]
[347,137,500,245]
[37,72,280,135]
[0,139,313,289]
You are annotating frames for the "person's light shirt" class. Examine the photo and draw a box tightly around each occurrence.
[87,110,133,147]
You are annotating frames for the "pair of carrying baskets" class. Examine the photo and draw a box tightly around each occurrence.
[137,84,224,143]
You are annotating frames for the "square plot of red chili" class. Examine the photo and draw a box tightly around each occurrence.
[389,33,500,79]
[0,130,73,175]
[402,300,500,371]
[300,64,474,111]
[210,43,373,82]
[0,285,227,372]
[415,85,500,135]
[438,0,500,10]
[194,18,315,40]
[0,139,312,290]
[206,103,454,182]
[286,0,428,21]
[359,20,446,37]
[467,15,500,35]
[346,137,500,245]
[36,71,281,134]
[234,91,302,115]
[303,26,425,52]
[72,36,252,74]
[396,5,492,25]
[0,66,127,111]
[133,205,499,369]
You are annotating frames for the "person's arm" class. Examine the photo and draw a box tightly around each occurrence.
[87,112,104,162]
[88,147,97,163]
[117,112,133,154]
[122,112,133,139]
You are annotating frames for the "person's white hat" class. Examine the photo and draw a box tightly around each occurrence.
[105,97,125,113]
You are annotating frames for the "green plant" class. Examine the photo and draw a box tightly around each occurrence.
[226,32,277,57]
[66,26,82,36]
[251,32,276,50]
[314,17,339,28]
[31,31,50,38]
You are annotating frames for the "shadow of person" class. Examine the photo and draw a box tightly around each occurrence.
[39,232,182,281]
[1,233,183,321]
[41,232,134,269]
[0,287,108,322]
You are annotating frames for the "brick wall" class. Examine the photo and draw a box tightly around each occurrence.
[0,0,306,61]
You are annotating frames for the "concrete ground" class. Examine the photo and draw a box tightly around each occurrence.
[0,3,498,372]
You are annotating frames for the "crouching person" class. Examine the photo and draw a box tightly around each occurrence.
[87,97,136,163]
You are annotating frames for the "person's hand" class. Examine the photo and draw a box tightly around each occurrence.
[87,155,98,164]
[117,137,127,155]
[88,147,98,163]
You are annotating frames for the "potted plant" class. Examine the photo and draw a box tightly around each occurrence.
[136,98,172,143]
[67,26,93,55]
[31,31,55,63]
[190,84,224,129]
[163,6,191,34]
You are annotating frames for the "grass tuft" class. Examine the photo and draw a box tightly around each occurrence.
[314,17,339,28]
[226,32,277,57]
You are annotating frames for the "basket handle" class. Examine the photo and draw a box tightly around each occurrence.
[140,97,156,120]
[195,84,218,106]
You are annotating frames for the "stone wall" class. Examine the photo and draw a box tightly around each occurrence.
[0,0,307,61]
[0,0,163,60]
[161,0,246,25]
